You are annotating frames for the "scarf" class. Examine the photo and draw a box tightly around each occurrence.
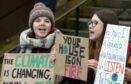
[19,28,61,53]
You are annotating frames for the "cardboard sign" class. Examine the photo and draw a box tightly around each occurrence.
[54,34,89,81]
[1,53,54,84]
[94,24,130,84]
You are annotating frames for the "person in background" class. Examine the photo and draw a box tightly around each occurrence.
[34,0,57,12]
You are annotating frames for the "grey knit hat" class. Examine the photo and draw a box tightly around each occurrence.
[29,3,55,28]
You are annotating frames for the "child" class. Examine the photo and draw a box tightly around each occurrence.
[18,2,61,53]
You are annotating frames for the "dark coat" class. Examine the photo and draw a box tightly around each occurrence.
[16,45,52,53]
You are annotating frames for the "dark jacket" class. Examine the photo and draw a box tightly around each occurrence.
[16,45,52,53]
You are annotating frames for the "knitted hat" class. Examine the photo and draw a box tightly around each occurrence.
[29,2,55,28]
[33,2,46,8]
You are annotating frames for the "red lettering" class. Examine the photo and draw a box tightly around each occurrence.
[104,60,110,72]
[116,63,124,74]
[116,62,120,73]
[104,60,125,74]
[64,64,69,76]
[120,64,124,74]
[77,66,82,80]
[64,64,82,80]
[111,61,115,72]
[69,65,76,78]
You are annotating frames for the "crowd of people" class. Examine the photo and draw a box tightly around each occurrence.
[12,1,131,84]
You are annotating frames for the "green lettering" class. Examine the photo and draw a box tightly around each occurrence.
[30,55,39,68]
[15,55,21,67]
[35,82,44,84]
[108,42,122,49]
[46,80,52,84]
[22,56,27,67]
[40,56,48,68]
[24,81,27,84]
[15,55,52,68]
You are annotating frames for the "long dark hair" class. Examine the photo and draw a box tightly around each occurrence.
[89,9,119,60]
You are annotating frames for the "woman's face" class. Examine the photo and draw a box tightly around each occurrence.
[88,14,104,41]
[33,17,52,38]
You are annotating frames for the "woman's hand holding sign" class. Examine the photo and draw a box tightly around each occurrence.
[88,59,98,72]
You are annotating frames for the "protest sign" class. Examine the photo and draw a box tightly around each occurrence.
[94,24,130,84]
[54,34,89,81]
[1,53,54,84]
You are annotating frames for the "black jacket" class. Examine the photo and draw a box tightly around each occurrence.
[16,45,52,53]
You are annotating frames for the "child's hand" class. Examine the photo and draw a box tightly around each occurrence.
[49,54,56,63]
[49,47,56,64]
